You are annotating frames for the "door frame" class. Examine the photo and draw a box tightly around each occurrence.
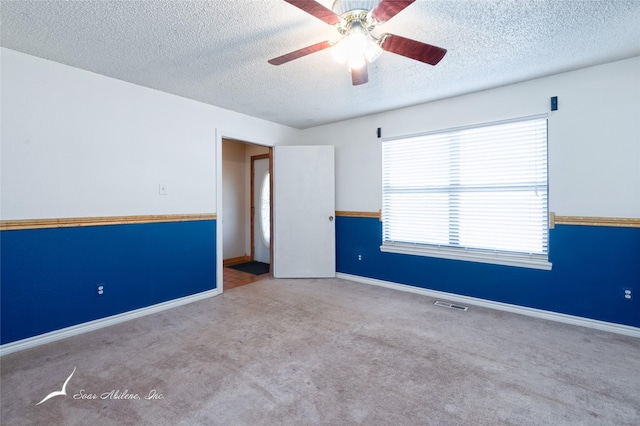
[250,153,271,262]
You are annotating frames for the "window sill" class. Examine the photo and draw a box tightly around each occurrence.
[380,243,552,271]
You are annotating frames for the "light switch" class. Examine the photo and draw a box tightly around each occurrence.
[159,183,168,195]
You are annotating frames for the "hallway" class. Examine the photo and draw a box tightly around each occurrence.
[223,267,269,290]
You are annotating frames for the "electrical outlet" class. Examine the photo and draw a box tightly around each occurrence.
[623,288,633,301]
[97,284,105,296]
[357,254,363,261]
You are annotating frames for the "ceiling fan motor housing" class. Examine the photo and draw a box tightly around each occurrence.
[332,0,379,15]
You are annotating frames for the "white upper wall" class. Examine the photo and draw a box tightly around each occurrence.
[0,48,298,220]
[3,48,638,220]
[298,57,640,218]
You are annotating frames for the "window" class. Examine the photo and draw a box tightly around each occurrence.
[260,172,271,246]
[381,115,551,270]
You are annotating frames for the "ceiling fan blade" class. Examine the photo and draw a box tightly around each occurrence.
[268,41,333,65]
[284,0,341,25]
[381,34,447,65]
[351,63,368,86]
[371,0,415,23]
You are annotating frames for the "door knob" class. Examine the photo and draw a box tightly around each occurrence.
[329,216,334,221]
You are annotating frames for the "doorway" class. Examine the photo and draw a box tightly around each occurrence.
[221,139,272,290]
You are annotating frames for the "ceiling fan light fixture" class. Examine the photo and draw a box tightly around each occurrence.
[332,23,381,69]
[331,38,350,63]
[363,36,383,62]
[348,52,366,70]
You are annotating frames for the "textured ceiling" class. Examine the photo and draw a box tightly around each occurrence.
[2,1,640,129]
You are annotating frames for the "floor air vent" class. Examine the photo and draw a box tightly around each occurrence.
[434,301,468,311]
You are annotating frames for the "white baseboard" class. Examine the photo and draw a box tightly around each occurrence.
[4,274,636,356]
[336,273,640,338]
[0,288,222,356]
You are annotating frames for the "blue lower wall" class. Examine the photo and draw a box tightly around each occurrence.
[3,217,636,344]
[336,217,640,328]
[1,220,217,345]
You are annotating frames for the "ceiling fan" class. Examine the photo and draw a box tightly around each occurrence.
[268,0,447,86]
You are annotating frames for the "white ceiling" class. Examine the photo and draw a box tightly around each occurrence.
[2,0,640,129]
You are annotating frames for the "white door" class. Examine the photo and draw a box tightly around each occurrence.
[273,146,335,278]
[253,157,270,264]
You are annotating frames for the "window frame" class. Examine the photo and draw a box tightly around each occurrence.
[380,115,552,271]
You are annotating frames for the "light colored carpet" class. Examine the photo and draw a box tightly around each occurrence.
[1,277,639,425]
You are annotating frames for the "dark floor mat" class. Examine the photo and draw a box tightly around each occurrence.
[228,261,270,275]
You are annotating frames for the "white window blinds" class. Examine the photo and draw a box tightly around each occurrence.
[381,116,550,269]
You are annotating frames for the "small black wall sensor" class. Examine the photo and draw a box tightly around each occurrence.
[377,127,382,138]
[551,96,558,111]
